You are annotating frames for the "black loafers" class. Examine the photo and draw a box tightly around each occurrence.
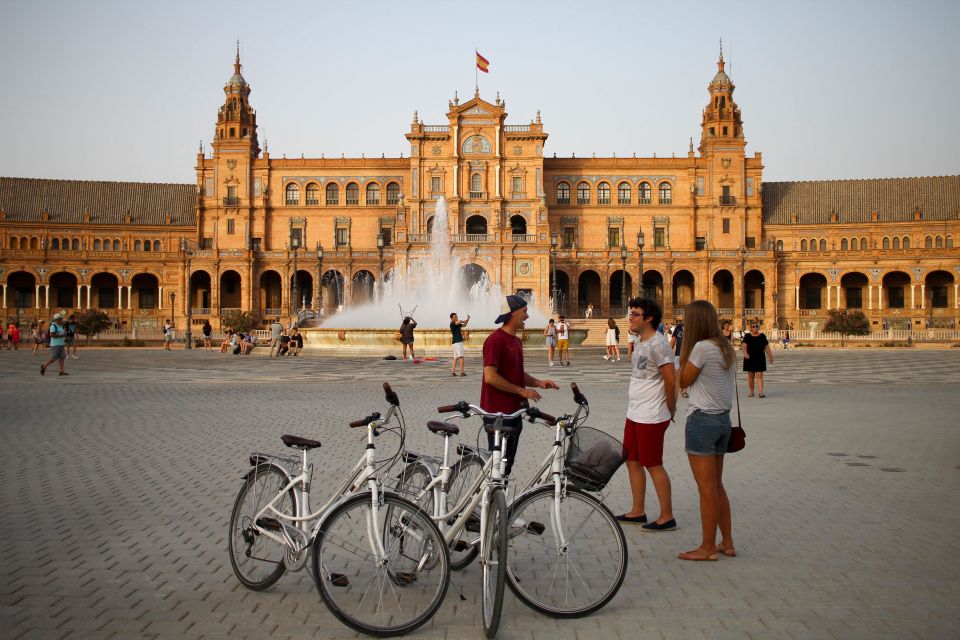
[641,518,677,532]
[615,514,648,524]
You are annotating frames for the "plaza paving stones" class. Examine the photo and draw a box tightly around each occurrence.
[1,347,959,639]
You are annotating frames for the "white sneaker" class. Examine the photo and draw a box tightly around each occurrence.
[603,355,610,360]
[549,361,554,366]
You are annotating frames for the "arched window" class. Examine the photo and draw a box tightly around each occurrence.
[935,235,943,248]
[134,240,142,251]
[9,237,17,249]
[285,183,300,205]
[841,239,848,251]
[113,239,120,251]
[902,236,910,249]
[776,239,784,252]
[365,183,380,205]
[93,239,101,250]
[617,182,631,204]
[576,182,590,205]
[801,239,808,251]
[51,238,60,250]
[892,237,900,249]
[153,240,161,251]
[850,237,857,249]
[325,183,339,205]
[386,182,401,205]
[658,182,672,205]
[471,173,483,197]
[62,237,69,248]
[556,182,570,204]
[461,135,491,154]
[860,238,868,251]
[345,182,359,205]
[638,182,652,203]
[947,236,954,248]
[597,182,611,205]
[883,237,890,250]
[72,238,80,250]
[925,235,932,248]
[305,183,320,205]
[143,238,151,251]
[819,239,827,252]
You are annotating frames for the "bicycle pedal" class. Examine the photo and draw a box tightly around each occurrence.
[526,521,546,536]
[391,572,417,585]
[453,539,471,552]
[465,515,480,533]
[329,572,349,587]
[255,517,282,532]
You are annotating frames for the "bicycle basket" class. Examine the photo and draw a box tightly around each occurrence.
[564,427,625,492]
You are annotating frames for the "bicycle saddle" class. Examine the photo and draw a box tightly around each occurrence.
[426,420,460,436]
[281,434,322,450]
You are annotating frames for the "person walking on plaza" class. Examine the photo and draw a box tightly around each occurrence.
[450,312,470,376]
[399,316,417,361]
[268,319,283,357]
[556,315,570,366]
[163,319,174,350]
[482,295,558,476]
[40,312,68,376]
[604,317,621,361]
[32,321,44,355]
[721,320,733,341]
[202,319,213,351]
[65,314,78,359]
[543,318,558,366]
[742,321,773,397]
[618,297,678,531]
[6,322,20,350]
[676,300,737,561]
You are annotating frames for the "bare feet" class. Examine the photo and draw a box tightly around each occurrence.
[677,548,718,561]
[716,543,737,557]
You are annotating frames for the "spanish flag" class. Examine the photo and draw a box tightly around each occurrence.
[476,51,490,73]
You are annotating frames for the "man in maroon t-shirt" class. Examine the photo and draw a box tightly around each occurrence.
[482,295,558,475]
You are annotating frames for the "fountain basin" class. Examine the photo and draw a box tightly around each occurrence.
[299,328,587,355]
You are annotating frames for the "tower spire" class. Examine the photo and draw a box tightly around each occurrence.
[234,40,241,75]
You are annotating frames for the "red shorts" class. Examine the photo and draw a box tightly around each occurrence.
[622,418,670,467]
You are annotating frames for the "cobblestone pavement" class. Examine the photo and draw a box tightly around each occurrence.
[1,347,959,639]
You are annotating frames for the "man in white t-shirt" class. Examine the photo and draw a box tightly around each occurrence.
[618,297,678,532]
[555,315,571,366]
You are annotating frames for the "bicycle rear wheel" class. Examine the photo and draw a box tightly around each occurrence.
[228,464,296,590]
[312,491,450,637]
[506,485,627,617]
[481,487,508,638]
[447,454,484,570]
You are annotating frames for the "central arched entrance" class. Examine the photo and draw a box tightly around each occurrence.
[320,270,345,312]
[577,270,601,315]
[459,263,488,294]
[189,271,212,311]
[259,271,283,316]
[352,270,375,304]
[293,270,314,310]
[219,270,242,311]
[549,270,570,315]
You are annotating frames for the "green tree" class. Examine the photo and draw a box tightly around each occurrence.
[823,309,870,345]
[221,310,256,334]
[75,310,112,344]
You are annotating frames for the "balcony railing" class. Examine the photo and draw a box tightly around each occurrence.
[386,196,400,205]
[504,125,531,132]
[659,198,672,205]
[305,198,319,205]
[639,198,652,205]
[719,195,737,205]
[326,198,339,205]
[511,234,536,243]
[220,308,242,315]
[557,198,570,205]
[453,234,492,243]
[346,197,359,205]
[577,198,589,205]
[618,198,631,205]
[717,308,735,318]
[422,125,449,132]
[367,198,380,205]
[744,308,766,316]
[408,234,431,243]
[191,308,211,316]
[511,192,526,199]
[469,191,486,199]
[263,308,283,316]
[223,197,239,206]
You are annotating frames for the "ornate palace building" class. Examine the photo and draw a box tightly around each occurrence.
[2,50,958,332]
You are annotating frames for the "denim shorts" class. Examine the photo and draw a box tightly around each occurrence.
[684,409,732,456]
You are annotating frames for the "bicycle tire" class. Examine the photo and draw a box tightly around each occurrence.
[228,464,296,591]
[506,485,627,617]
[447,454,484,570]
[311,491,450,637]
[481,487,508,638]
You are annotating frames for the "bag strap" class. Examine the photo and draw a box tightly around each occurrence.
[734,368,742,428]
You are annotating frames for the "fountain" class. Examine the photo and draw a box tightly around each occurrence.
[300,197,560,353]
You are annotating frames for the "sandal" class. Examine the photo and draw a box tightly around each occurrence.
[747,392,754,397]
[759,393,765,398]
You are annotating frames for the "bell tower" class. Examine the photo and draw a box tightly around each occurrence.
[698,43,744,154]
[212,43,260,158]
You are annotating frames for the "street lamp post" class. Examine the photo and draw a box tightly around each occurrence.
[290,233,301,319]
[739,247,747,331]
[316,242,324,316]
[772,291,779,329]
[180,238,193,349]
[377,235,385,297]
[550,234,558,313]
[636,229,646,301]
[620,244,628,313]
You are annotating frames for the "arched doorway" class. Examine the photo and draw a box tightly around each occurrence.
[320,270,345,312]
[840,272,868,309]
[672,270,695,315]
[426,216,435,235]
[510,215,527,236]
[259,271,283,315]
[609,270,633,311]
[219,270,242,311]
[465,215,487,235]
[578,270,601,314]
[743,270,765,314]
[882,271,910,310]
[640,270,664,304]
[459,263,488,292]
[925,270,955,328]
[90,272,119,309]
[49,271,78,309]
[292,270,314,310]
[131,273,159,310]
[189,271,212,311]
[352,270,375,304]
[712,270,735,315]
[7,271,36,310]
[549,270,570,315]
[799,273,827,310]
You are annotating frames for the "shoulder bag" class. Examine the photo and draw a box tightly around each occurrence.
[727,372,746,453]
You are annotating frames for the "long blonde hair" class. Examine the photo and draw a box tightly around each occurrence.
[679,300,736,370]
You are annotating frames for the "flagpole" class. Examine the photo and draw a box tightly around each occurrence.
[474,48,478,95]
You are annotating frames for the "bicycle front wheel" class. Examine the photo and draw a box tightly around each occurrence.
[447,454,484,570]
[228,464,296,590]
[481,487,508,638]
[507,485,627,617]
[311,491,450,637]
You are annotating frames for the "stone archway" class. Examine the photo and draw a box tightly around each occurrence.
[259,271,283,314]
[743,269,765,313]
[465,215,488,235]
[578,270,601,313]
[189,271,212,311]
[131,273,159,310]
[292,270,314,310]
[352,270,375,304]
[712,269,735,314]
[640,270,664,305]
[672,270,695,312]
[49,271,78,309]
[549,270,570,315]
[609,270,633,310]
[799,273,827,310]
[90,272,119,310]
[219,270,242,311]
[320,270,345,311]
[840,272,869,309]
[459,263,489,295]
[6,271,36,310]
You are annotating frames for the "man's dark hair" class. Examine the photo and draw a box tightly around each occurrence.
[450,312,456,319]
[628,297,663,327]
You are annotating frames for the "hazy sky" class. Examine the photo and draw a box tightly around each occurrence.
[2,0,958,184]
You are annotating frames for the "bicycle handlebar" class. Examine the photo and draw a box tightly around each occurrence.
[349,412,381,428]
[383,382,400,406]
[526,406,558,426]
[571,382,588,405]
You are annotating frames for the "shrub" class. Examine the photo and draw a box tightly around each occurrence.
[76,310,112,343]
[221,310,256,334]
[823,309,870,339]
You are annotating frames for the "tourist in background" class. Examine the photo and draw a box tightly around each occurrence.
[202,320,213,351]
[163,319,174,350]
[40,312,68,376]
[277,330,291,356]
[399,316,417,361]
[288,328,303,356]
[677,300,737,561]
[721,320,733,341]
[7,322,20,350]
[450,312,470,376]
[742,321,773,397]
[585,303,594,319]
[543,318,558,367]
[268,319,283,357]
[556,315,571,366]
[65,314,78,359]
[604,317,621,361]
[618,297,677,532]
[32,321,44,355]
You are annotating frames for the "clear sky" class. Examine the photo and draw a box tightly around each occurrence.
[2,0,959,184]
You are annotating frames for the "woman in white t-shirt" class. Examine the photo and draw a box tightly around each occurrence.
[676,300,737,562]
